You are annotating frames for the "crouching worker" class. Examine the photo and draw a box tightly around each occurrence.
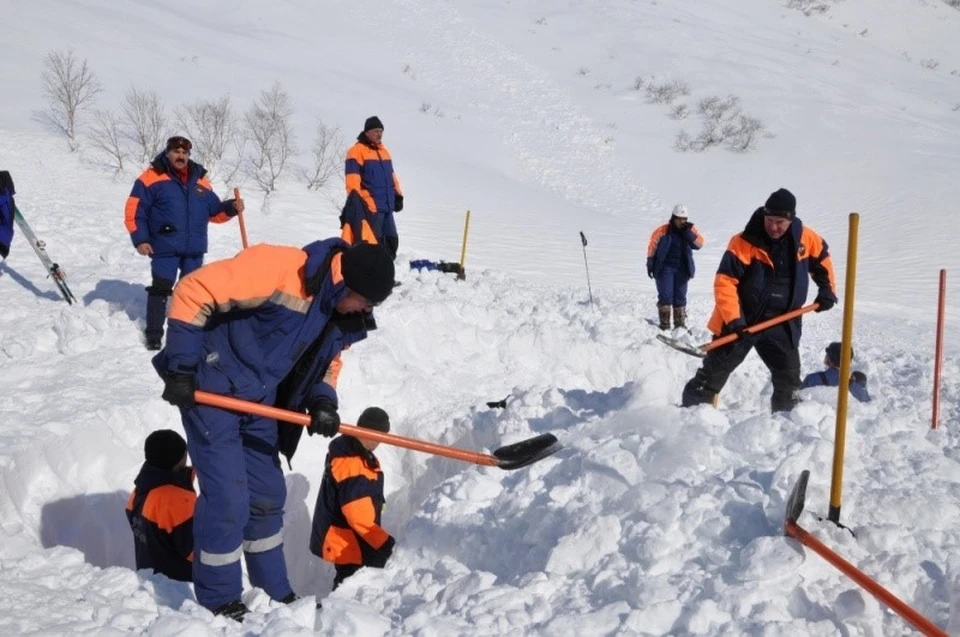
[126,429,196,582]
[802,341,872,403]
[310,407,395,591]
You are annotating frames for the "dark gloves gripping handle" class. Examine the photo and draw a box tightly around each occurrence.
[162,371,197,408]
[308,398,340,437]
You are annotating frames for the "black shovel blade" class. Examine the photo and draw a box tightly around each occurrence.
[656,334,706,358]
[784,469,810,526]
[493,433,562,470]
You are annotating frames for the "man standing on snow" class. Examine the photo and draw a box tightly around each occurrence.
[124,136,243,351]
[646,204,705,329]
[681,188,837,413]
[154,239,395,621]
[342,116,404,260]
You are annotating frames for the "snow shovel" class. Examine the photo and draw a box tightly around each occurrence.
[783,470,947,637]
[194,391,562,470]
[656,303,819,358]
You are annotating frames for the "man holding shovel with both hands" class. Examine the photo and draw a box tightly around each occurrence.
[681,188,837,413]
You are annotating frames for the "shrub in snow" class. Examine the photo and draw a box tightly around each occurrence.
[645,79,690,104]
[671,103,690,120]
[39,49,103,151]
[174,96,244,184]
[786,0,837,16]
[121,87,168,164]
[243,82,296,193]
[675,94,768,153]
[86,109,128,172]
[298,120,344,191]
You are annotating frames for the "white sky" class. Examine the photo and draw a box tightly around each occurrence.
[1,0,959,635]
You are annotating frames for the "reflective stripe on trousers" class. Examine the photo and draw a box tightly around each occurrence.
[243,531,283,554]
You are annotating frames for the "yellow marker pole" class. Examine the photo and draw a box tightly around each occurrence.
[458,209,471,280]
[828,212,859,525]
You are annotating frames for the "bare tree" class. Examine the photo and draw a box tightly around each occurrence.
[87,109,128,172]
[122,87,168,163]
[174,95,241,178]
[39,49,103,150]
[243,82,296,192]
[298,120,344,190]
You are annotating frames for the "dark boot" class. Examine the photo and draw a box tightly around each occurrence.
[657,305,672,330]
[144,277,174,350]
[673,306,687,329]
[681,372,719,407]
[771,389,799,413]
[213,600,250,622]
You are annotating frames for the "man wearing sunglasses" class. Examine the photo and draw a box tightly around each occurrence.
[124,136,243,351]
[152,239,395,620]
[681,188,837,413]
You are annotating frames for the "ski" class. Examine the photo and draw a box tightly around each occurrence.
[12,206,77,304]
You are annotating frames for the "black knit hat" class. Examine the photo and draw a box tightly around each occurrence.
[341,243,395,305]
[144,429,187,471]
[364,116,384,132]
[825,342,852,366]
[357,407,390,433]
[764,188,796,219]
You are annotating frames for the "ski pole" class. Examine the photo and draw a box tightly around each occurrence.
[457,209,470,280]
[193,391,562,470]
[579,231,593,307]
[234,187,248,249]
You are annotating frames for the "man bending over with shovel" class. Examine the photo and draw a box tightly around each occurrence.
[154,240,395,620]
[681,188,837,413]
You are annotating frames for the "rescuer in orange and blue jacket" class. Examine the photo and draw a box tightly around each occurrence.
[343,116,403,260]
[152,239,395,621]
[646,204,705,330]
[310,406,395,590]
[124,136,242,351]
[126,429,196,582]
[681,188,837,413]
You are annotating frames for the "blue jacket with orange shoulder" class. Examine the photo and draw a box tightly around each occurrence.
[125,463,196,581]
[124,153,236,256]
[345,135,402,215]
[153,239,371,412]
[310,435,394,566]
[646,222,705,278]
[708,208,836,347]
[802,367,872,403]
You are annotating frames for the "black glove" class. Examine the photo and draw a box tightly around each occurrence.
[814,292,836,313]
[162,372,196,408]
[368,536,395,568]
[682,221,693,231]
[308,398,340,437]
[393,194,403,212]
[647,269,654,279]
[727,318,757,344]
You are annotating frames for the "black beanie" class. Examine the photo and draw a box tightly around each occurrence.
[825,342,852,366]
[145,429,187,470]
[357,407,390,433]
[764,188,796,219]
[364,116,384,132]
[341,243,396,304]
